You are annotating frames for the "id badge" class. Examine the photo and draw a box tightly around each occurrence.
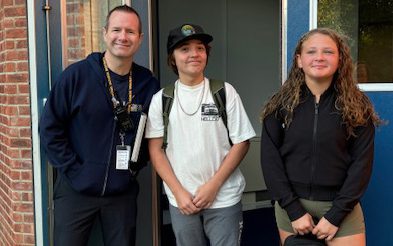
[116,145,131,170]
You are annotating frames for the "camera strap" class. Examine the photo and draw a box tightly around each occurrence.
[102,57,133,113]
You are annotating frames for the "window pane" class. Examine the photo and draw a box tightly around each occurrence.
[318,0,393,83]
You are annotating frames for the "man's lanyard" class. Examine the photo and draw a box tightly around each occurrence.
[102,57,133,113]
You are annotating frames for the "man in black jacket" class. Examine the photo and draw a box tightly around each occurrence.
[39,5,159,246]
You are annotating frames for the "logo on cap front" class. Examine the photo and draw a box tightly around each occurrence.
[181,25,196,36]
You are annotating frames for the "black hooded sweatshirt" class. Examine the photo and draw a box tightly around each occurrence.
[261,85,374,226]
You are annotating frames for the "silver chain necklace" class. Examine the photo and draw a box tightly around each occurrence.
[176,80,205,116]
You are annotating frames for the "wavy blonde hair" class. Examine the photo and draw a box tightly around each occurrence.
[261,28,380,137]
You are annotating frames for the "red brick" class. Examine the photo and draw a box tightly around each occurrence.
[10,117,31,127]
[14,223,23,233]
[18,95,30,104]
[5,40,15,49]
[14,18,27,28]
[7,149,20,159]
[68,49,85,60]
[68,26,85,37]
[19,128,31,138]
[21,149,31,159]
[0,171,12,187]
[4,50,18,61]
[19,105,31,116]
[67,2,84,12]
[4,62,16,72]
[13,203,33,213]
[4,105,18,115]
[24,234,35,244]
[10,138,31,148]
[16,61,28,71]
[0,53,6,62]
[11,212,23,222]
[13,233,24,243]
[11,191,22,201]
[21,192,33,202]
[0,96,9,106]
[5,28,27,39]
[3,7,26,17]
[9,160,32,169]
[10,170,21,179]
[16,40,27,49]
[2,0,14,6]
[3,84,17,94]
[18,84,30,94]
[5,73,28,83]
[15,0,27,5]
[5,50,28,61]
[3,19,14,29]
[23,223,34,234]
[0,188,12,205]
[6,95,29,105]
[20,171,31,180]
[68,37,81,47]
[23,213,34,223]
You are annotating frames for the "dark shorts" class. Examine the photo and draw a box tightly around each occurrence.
[275,199,365,237]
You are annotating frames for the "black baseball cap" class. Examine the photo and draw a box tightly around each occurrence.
[167,24,213,54]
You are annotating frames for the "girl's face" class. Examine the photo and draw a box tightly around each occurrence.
[173,39,207,80]
[297,33,339,85]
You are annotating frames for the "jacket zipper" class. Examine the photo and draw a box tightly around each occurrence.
[310,101,319,200]
[101,123,116,196]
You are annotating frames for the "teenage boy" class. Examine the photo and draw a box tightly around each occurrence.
[145,23,255,246]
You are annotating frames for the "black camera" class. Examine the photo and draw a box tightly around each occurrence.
[114,105,133,132]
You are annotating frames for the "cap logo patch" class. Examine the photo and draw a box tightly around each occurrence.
[181,25,195,36]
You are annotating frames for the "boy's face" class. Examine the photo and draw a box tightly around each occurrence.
[173,39,207,79]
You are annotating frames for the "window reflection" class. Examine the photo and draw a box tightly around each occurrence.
[318,0,393,83]
[63,1,123,67]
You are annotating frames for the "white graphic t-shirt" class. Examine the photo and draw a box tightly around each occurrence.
[145,78,256,208]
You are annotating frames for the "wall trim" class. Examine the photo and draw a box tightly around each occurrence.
[309,0,318,29]
[359,83,393,92]
[281,0,288,83]
[27,0,44,245]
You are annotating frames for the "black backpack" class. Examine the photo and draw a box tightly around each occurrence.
[161,79,231,150]
[284,234,326,246]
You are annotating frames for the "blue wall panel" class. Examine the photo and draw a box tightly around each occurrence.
[362,92,393,245]
[287,0,309,72]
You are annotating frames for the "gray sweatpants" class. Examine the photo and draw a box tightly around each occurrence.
[169,202,243,246]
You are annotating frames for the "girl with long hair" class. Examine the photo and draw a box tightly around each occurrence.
[261,28,379,245]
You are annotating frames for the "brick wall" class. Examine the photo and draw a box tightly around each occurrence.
[0,0,35,245]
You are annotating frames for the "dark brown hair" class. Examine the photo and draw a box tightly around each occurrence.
[104,5,142,34]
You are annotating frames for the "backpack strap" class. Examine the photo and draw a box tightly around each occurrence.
[210,79,232,146]
[161,83,175,150]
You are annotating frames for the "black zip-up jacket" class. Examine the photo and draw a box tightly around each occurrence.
[39,52,160,196]
[261,85,375,226]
